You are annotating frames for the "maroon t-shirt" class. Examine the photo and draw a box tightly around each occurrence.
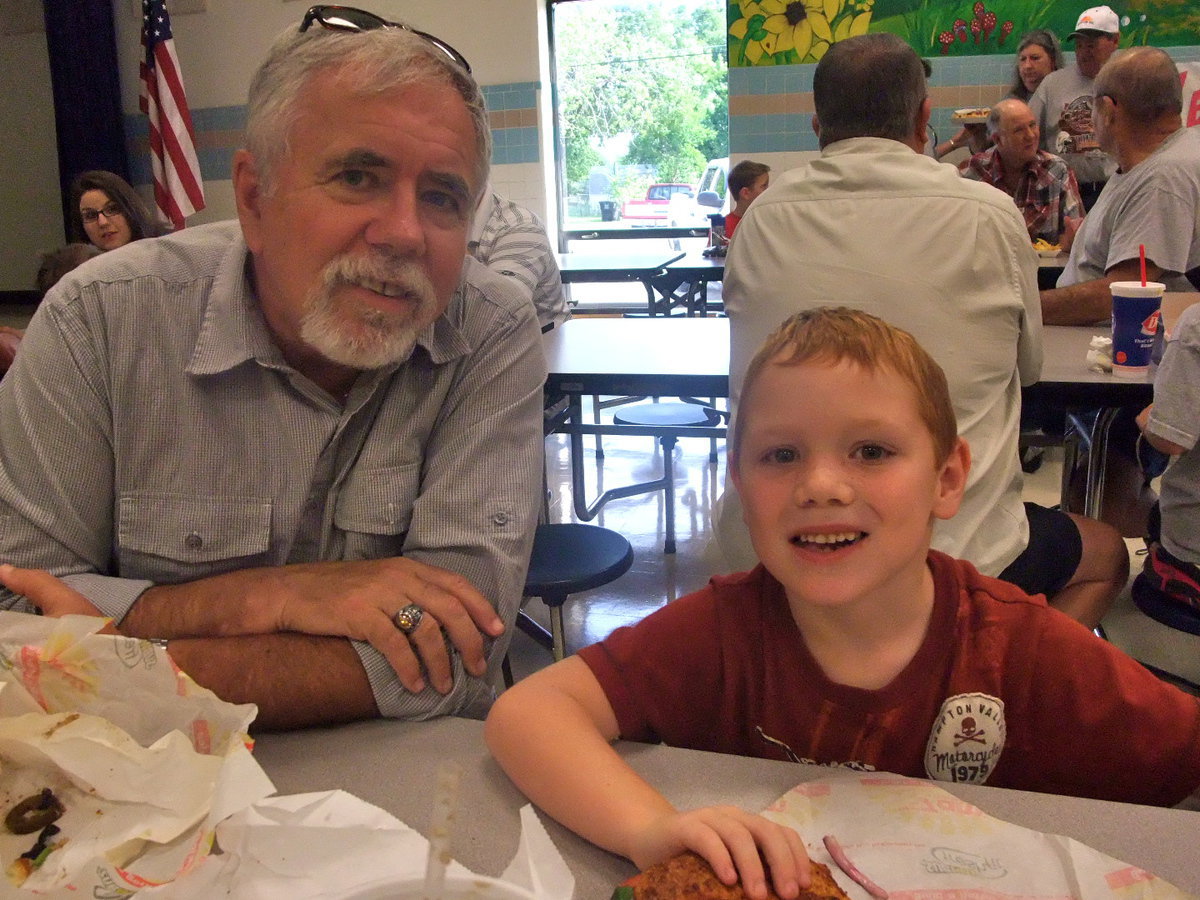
[578,552,1200,806]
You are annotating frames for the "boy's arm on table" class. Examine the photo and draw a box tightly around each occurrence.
[484,656,811,900]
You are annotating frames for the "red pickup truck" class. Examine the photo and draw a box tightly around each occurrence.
[620,183,695,223]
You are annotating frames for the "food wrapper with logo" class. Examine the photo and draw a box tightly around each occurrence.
[0,611,275,896]
[762,770,1194,900]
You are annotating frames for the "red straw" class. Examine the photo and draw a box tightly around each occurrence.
[1140,244,1147,286]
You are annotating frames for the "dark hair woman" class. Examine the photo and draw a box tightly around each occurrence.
[68,170,163,252]
[1008,29,1064,102]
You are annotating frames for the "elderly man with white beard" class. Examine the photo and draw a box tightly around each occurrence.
[0,7,545,732]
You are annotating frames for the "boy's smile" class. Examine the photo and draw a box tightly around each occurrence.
[731,357,968,616]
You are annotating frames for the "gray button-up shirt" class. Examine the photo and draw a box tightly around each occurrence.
[0,221,545,719]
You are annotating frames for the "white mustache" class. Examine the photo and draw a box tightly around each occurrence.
[322,254,436,307]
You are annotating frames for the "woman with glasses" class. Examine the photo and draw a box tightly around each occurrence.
[68,170,162,252]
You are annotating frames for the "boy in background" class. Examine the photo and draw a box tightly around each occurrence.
[486,307,1200,900]
[724,160,770,239]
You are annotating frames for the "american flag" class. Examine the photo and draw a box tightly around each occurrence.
[140,0,205,230]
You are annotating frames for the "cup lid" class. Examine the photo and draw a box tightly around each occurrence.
[1109,281,1165,296]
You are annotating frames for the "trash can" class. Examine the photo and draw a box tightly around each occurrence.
[599,200,618,222]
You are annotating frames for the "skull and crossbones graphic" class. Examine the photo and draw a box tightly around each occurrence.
[953,717,987,747]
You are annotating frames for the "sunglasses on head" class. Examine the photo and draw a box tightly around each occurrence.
[299,5,471,73]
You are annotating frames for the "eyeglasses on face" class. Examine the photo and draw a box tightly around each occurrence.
[299,5,471,73]
[80,202,124,224]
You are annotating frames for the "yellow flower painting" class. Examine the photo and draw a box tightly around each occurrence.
[729,0,872,66]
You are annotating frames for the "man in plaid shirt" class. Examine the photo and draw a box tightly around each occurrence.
[962,99,1084,249]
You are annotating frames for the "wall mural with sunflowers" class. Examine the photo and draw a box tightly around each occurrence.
[728,0,1199,67]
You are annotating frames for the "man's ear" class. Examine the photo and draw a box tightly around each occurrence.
[914,97,932,149]
[811,114,821,140]
[1094,94,1117,130]
[932,437,971,521]
[232,149,265,253]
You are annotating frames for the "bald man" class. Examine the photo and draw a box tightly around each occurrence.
[962,98,1084,248]
[1043,47,1200,326]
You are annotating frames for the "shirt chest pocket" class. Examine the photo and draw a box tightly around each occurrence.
[117,493,273,583]
[333,463,420,560]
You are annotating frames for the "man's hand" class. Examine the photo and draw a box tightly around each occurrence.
[266,557,502,695]
[1136,402,1188,456]
[1060,216,1083,253]
[1136,403,1153,434]
[0,564,118,634]
[631,807,811,900]
[129,557,503,695]
[1041,257,1163,325]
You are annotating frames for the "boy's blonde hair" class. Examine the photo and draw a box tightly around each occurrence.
[732,307,958,465]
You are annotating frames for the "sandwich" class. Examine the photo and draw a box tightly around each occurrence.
[612,851,852,900]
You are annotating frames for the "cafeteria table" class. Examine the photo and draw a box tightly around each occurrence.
[543,316,1161,519]
[544,317,728,523]
[1023,293,1197,518]
[252,716,1200,897]
[556,250,686,316]
[649,250,726,316]
[544,317,1150,416]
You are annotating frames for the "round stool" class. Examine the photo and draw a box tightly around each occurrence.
[612,402,722,553]
[507,523,634,682]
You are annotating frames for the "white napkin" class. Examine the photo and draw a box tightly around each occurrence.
[501,805,575,898]
[1087,335,1113,372]
[141,792,574,900]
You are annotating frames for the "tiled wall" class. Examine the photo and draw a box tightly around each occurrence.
[482,81,542,166]
[123,80,544,186]
[730,45,1200,156]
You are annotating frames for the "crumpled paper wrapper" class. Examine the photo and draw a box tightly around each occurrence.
[139,793,574,899]
[763,770,1194,900]
[0,611,274,896]
[1088,334,1114,372]
[0,612,574,899]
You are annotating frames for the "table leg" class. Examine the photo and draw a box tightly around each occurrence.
[1081,406,1120,520]
[643,279,658,316]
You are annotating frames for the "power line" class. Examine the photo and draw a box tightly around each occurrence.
[565,47,724,68]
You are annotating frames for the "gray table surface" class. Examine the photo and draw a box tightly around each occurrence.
[555,251,686,281]
[543,317,1148,404]
[252,717,1200,898]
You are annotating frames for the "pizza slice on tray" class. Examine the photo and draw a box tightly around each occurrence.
[612,851,851,900]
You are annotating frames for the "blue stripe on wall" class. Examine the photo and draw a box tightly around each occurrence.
[729,45,1200,154]
[122,77,544,184]
[482,82,540,111]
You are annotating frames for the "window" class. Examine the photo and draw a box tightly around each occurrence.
[549,0,728,240]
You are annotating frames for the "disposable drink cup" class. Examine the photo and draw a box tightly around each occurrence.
[1110,281,1164,377]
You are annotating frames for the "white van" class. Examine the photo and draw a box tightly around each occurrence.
[667,157,729,228]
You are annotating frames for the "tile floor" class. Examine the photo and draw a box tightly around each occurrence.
[506,411,1200,694]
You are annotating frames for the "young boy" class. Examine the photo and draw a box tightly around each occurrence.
[723,161,770,239]
[1136,302,1200,608]
[486,308,1200,900]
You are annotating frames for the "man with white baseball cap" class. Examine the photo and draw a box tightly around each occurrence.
[1028,5,1120,210]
